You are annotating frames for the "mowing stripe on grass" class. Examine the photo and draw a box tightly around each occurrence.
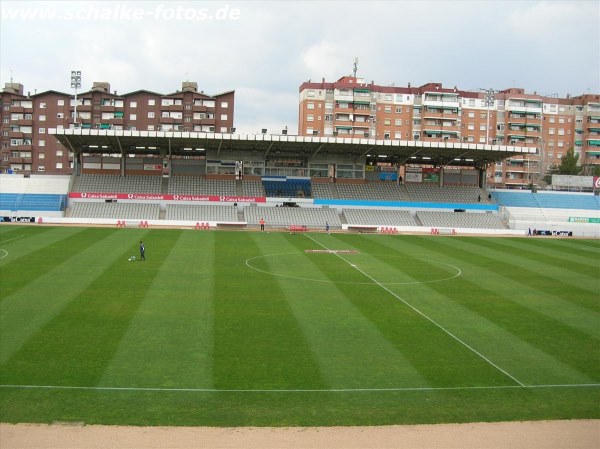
[260,233,430,389]
[99,230,215,389]
[1,383,597,393]
[304,233,526,387]
[360,235,599,385]
[0,228,149,364]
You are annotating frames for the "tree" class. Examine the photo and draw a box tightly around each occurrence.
[591,165,600,177]
[556,148,581,175]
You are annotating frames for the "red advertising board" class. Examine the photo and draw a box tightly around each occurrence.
[594,177,600,190]
[69,192,266,203]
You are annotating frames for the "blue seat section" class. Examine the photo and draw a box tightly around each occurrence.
[262,179,312,198]
[493,191,599,210]
[533,193,599,210]
[0,193,67,211]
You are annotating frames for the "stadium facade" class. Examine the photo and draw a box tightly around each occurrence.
[0,81,235,176]
[298,76,600,188]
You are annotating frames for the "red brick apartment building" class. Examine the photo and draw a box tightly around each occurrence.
[299,76,600,188]
[0,81,234,175]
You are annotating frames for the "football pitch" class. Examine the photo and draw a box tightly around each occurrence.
[0,225,599,427]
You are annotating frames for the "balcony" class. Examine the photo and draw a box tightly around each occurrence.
[8,156,32,164]
[161,103,184,111]
[333,93,354,103]
[506,104,542,114]
[422,99,460,109]
[422,111,459,119]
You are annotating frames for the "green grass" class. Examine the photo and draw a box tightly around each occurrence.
[0,225,599,426]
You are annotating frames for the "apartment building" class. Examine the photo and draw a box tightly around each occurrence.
[0,81,235,175]
[299,77,600,188]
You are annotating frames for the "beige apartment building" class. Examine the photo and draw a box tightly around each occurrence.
[299,76,600,188]
[0,81,235,175]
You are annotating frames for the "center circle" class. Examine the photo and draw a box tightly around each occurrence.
[245,252,461,285]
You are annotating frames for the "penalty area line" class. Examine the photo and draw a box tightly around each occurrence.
[0,384,598,393]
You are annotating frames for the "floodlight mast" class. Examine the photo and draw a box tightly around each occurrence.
[70,70,82,128]
[482,88,496,144]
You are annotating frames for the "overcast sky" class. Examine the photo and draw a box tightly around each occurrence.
[1,0,598,134]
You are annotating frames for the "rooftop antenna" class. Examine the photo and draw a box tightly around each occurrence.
[353,57,358,78]
[10,68,13,83]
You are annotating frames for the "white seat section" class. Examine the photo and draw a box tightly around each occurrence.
[0,174,71,194]
[165,204,238,221]
[343,208,417,226]
[168,176,236,196]
[336,182,409,201]
[416,211,506,229]
[70,202,160,219]
[241,180,265,197]
[244,205,341,228]
[76,174,161,194]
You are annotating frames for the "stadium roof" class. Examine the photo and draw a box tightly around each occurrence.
[50,129,536,168]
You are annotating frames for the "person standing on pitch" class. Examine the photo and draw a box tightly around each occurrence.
[139,241,146,260]
[326,221,330,234]
[260,217,265,231]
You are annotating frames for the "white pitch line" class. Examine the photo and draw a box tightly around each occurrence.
[0,235,24,245]
[304,233,526,387]
[0,383,597,393]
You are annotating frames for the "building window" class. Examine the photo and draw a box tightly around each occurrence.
[56,162,63,169]
[558,129,565,135]
[130,101,137,108]
[148,112,154,118]
[558,141,564,148]
[384,95,392,101]
[306,127,313,134]
[221,101,228,108]
[307,103,315,110]
[307,90,314,97]
[39,128,45,134]
[130,114,136,120]
[558,117,565,124]
[479,136,486,143]
[468,124,475,130]
[220,114,228,120]
[38,140,45,147]
[548,117,555,123]
[394,132,402,139]
[219,127,227,132]
[469,99,475,107]
[468,111,475,118]
[56,150,63,157]
[39,153,45,159]
[38,166,45,172]
[148,99,155,106]
[548,140,554,147]
[480,113,487,119]
[57,99,64,106]
[384,119,391,125]
[384,106,392,113]
[395,106,402,113]
[40,102,46,109]
[307,115,314,122]
[395,119,402,126]
[549,128,555,135]
[480,125,486,131]
[57,113,64,119]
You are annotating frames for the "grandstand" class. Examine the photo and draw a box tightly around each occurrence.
[416,211,507,230]
[75,174,162,194]
[168,176,236,196]
[244,204,341,229]
[166,204,238,222]
[3,169,599,237]
[70,202,160,220]
[343,209,417,227]
[0,174,69,214]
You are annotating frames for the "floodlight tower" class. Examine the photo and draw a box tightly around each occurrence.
[482,88,496,144]
[70,70,82,128]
